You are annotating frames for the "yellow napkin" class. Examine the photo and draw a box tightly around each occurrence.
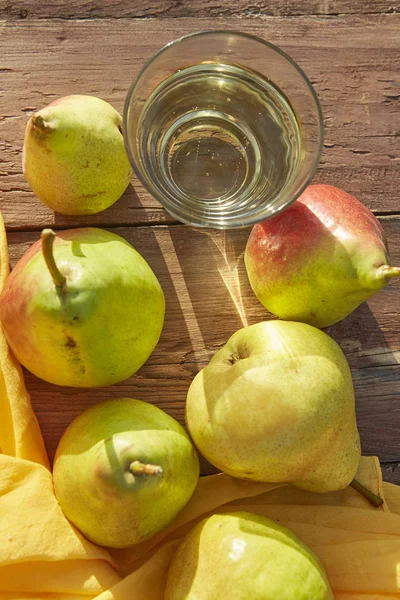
[0,213,399,599]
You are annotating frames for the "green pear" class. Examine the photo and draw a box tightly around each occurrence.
[165,512,333,599]
[23,95,133,215]
[53,398,200,548]
[186,320,361,494]
[0,228,165,387]
[245,184,399,328]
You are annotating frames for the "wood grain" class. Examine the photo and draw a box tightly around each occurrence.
[6,219,400,469]
[381,462,400,485]
[0,0,397,20]
[0,16,399,230]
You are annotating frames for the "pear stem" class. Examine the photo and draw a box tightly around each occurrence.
[350,478,384,508]
[32,114,46,131]
[41,229,67,291]
[377,264,400,281]
[129,460,163,477]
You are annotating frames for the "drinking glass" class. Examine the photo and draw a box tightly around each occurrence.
[124,31,323,229]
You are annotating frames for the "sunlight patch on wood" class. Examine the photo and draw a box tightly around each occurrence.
[200,229,249,328]
[153,228,211,367]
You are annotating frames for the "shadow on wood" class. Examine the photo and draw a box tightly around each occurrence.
[53,182,172,228]
[328,303,400,461]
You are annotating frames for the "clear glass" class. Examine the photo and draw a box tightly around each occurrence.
[124,31,324,229]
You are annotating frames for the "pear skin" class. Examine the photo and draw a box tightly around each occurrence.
[0,228,165,387]
[186,321,361,493]
[23,95,133,215]
[245,184,400,328]
[165,512,333,599]
[53,398,200,548]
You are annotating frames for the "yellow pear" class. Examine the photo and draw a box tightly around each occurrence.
[186,320,361,494]
[53,398,200,548]
[165,512,333,599]
[23,95,132,215]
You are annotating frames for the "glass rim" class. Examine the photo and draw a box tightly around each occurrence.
[123,30,324,229]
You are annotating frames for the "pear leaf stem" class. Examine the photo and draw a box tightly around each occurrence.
[129,460,163,477]
[41,229,67,291]
[377,264,400,281]
[350,478,384,508]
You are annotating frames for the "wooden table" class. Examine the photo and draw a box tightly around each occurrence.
[1,1,399,482]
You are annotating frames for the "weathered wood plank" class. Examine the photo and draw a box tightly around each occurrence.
[0,0,397,20]
[0,16,399,230]
[5,218,400,469]
[381,462,400,485]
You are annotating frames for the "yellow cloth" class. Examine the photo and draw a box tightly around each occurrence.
[0,213,399,599]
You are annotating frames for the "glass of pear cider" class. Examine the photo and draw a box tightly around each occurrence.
[124,31,323,229]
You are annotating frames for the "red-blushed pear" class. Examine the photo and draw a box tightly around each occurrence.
[53,398,200,548]
[165,512,333,600]
[245,184,399,328]
[23,95,132,215]
[0,228,165,387]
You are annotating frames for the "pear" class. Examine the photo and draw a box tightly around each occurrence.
[245,184,400,328]
[186,320,361,494]
[23,95,133,215]
[0,228,165,387]
[53,398,199,548]
[165,512,333,599]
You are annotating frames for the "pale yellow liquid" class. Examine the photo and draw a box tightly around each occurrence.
[138,62,302,226]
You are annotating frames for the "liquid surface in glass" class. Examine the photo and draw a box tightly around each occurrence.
[138,62,302,225]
